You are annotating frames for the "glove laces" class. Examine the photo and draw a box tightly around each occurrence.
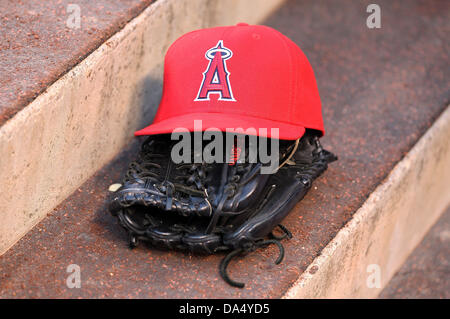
[219,224,292,288]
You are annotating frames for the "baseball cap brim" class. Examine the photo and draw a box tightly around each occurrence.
[134,112,306,140]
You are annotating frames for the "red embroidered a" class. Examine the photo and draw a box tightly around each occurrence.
[195,40,236,101]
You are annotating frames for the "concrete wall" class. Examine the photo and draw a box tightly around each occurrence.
[0,0,285,255]
[284,106,450,298]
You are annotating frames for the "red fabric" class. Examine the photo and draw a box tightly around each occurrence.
[135,23,324,140]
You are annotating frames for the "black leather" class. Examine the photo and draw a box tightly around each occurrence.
[109,131,336,255]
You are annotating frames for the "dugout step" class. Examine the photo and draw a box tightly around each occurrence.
[1,0,449,297]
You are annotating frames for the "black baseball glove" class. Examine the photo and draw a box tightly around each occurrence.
[108,131,336,287]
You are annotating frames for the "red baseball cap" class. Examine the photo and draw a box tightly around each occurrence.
[135,23,324,140]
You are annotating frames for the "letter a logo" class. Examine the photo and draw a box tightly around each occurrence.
[195,40,236,101]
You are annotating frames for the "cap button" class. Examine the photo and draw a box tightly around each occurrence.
[236,22,249,26]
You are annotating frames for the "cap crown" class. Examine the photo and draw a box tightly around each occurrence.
[152,24,324,136]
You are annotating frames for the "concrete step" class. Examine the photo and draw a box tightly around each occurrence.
[0,0,285,255]
[379,205,450,299]
[0,0,449,298]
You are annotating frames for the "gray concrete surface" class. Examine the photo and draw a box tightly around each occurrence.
[0,0,153,126]
[284,106,450,298]
[380,205,450,299]
[0,0,284,255]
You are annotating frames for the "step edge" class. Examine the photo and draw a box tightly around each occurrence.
[0,0,286,255]
[283,105,450,298]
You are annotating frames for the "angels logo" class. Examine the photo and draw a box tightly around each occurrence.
[195,40,236,101]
